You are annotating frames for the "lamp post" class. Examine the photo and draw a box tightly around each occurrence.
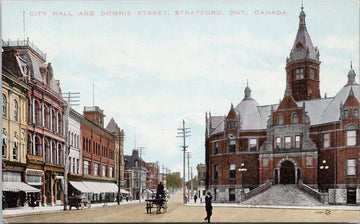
[319,160,329,193]
[238,163,247,191]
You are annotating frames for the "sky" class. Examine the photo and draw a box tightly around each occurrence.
[1,0,359,179]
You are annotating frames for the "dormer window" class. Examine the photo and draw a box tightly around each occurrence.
[344,109,350,118]
[295,67,304,79]
[292,113,298,124]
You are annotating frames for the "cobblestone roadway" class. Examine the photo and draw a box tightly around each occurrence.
[3,191,360,223]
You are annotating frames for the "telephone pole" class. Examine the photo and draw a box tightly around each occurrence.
[62,91,80,210]
[186,151,192,202]
[137,147,145,203]
[177,120,190,204]
[191,167,193,197]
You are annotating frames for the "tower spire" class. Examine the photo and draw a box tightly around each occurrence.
[285,3,321,101]
[244,80,252,99]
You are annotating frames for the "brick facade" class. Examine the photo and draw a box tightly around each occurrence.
[205,8,360,205]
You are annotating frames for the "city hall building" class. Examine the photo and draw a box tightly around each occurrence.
[205,7,359,205]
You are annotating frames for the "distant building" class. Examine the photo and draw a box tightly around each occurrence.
[67,108,82,176]
[145,162,159,190]
[72,106,117,202]
[196,164,206,202]
[105,118,125,192]
[205,7,360,205]
[124,149,147,200]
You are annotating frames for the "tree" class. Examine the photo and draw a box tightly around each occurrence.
[166,172,181,189]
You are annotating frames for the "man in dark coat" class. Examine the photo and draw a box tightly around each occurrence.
[204,191,212,223]
[194,194,198,203]
[156,182,165,199]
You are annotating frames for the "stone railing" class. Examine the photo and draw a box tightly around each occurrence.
[241,179,273,202]
[298,179,328,204]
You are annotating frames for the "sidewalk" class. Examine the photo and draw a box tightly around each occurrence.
[184,198,360,211]
[2,199,141,216]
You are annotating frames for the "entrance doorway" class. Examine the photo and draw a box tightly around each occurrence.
[280,161,295,184]
[347,188,356,204]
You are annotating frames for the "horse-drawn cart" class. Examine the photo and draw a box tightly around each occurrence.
[68,196,91,210]
[145,198,167,214]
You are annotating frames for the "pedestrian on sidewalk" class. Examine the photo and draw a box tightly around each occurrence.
[204,191,212,223]
[194,194,198,203]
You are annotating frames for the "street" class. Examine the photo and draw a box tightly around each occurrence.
[3,191,360,223]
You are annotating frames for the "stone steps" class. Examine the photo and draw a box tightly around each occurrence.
[241,184,323,206]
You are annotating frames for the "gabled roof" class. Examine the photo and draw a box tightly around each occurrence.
[106,118,118,133]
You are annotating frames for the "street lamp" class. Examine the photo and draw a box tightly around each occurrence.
[319,160,329,192]
[238,163,247,192]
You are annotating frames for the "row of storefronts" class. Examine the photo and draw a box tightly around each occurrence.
[1,39,125,208]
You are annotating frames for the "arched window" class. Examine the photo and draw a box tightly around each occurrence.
[83,137,86,152]
[58,144,63,166]
[44,140,50,163]
[52,142,57,164]
[71,133,75,147]
[52,110,56,132]
[34,101,39,125]
[13,100,18,122]
[2,133,7,157]
[2,94,7,117]
[13,137,18,160]
[27,134,32,154]
[35,136,41,156]
[43,107,48,128]
[292,113,298,124]
[277,114,283,125]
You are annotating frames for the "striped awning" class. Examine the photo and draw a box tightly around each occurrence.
[69,181,126,194]
[69,181,92,193]
[2,182,40,193]
[83,181,118,193]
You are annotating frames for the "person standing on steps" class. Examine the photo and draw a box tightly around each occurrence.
[194,194,198,203]
[204,191,212,223]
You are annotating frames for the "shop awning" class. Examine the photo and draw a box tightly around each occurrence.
[69,181,92,193]
[2,182,40,193]
[120,189,130,194]
[81,181,102,194]
[82,181,119,194]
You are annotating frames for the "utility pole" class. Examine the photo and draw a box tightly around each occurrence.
[186,151,192,202]
[177,120,191,204]
[117,129,125,205]
[191,167,193,197]
[62,91,80,211]
[137,147,145,203]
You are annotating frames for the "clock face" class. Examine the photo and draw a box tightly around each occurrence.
[292,48,307,60]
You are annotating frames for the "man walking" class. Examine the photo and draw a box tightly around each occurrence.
[204,191,212,223]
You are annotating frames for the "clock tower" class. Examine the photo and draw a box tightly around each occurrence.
[285,6,321,101]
